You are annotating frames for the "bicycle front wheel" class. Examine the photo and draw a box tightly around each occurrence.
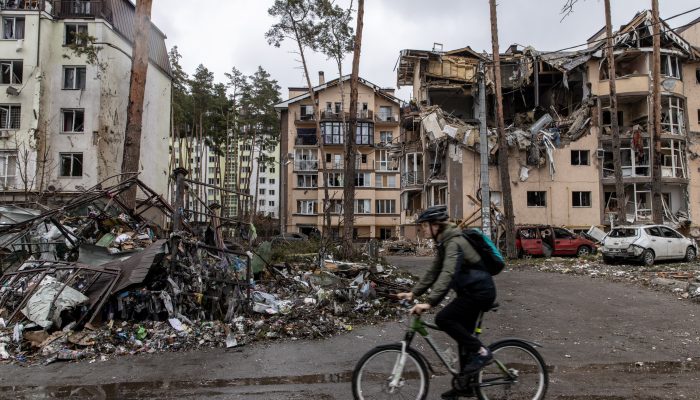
[352,344,429,400]
[477,339,548,400]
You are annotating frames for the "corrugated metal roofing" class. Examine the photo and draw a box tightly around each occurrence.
[108,0,172,76]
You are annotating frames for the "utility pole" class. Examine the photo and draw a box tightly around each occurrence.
[651,0,663,224]
[478,62,491,239]
[121,0,153,209]
[604,0,626,225]
[488,0,516,258]
[343,0,364,256]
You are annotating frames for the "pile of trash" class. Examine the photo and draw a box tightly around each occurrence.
[0,259,414,365]
[381,238,435,257]
[513,256,700,301]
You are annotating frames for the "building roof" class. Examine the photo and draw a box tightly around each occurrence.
[108,0,172,76]
[274,75,403,110]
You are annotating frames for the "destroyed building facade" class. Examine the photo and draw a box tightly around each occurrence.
[276,74,403,240]
[0,0,172,202]
[396,11,700,239]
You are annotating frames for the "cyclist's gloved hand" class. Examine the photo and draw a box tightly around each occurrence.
[410,303,431,315]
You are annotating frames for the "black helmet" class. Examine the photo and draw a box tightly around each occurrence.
[416,205,449,223]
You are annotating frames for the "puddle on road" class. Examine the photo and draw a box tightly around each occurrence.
[1,360,698,398]
[0,371,355,398]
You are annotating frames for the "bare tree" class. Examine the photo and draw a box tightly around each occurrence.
[121,0,153,209]
[488,0,516,258]
[267,0,332,242]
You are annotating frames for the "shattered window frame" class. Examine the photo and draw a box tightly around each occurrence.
[571,150,590,166]
[59,152,83,177]
[660,54,682,80]
[527,191,547,207]
[0,104,20,130]
[296,174,317,188]
[63,66,86,90]
[0,59,22,84]
[61,108,85,133]
[64,23,88,46]
[0,149,18,187]
[572,191,592,208]
[297,199,317,215]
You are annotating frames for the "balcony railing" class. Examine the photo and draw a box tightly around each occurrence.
[295,112,316,122]
[53,1,113,21]
[357,110,373,120]
[0,0,44,10]
[295,135,317,146]
[294,160,318,171]
[401,171,424,187]
[375,114,399,123]
[376,161,399,171]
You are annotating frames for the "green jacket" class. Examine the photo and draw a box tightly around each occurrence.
[411,224,482,307]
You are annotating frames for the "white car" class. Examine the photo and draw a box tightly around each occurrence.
[601,225,697,266]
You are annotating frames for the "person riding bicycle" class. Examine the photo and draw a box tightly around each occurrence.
[397,205,496,396]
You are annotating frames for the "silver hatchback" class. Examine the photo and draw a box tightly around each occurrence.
[601,225,697,266]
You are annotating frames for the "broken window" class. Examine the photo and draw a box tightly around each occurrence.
[376,199,396,214]
[2,17,24,40]
[327,172,343,187]
[61,109,85,133]
[601,138,650,178]
[59,153,83,177]
[571,150,589,166]
[355,122,373,145]
[660,55,682,80]
[63,66,87,90]
[297,200,317,214]
[572,191,591,207]
[329,199,343,214]
[0,60,22,84]
[602,110,624,127]
[0,149,18,188]
[321,122,344,145]
[661,96,685,135]
[294,149,318,171]
[355,172,371,187]
[354,199,371,214]
[527,191,546,207]
[660,139,687,178]
[0,104,20,129]
[65,23,88,45]
[604,191,618,212]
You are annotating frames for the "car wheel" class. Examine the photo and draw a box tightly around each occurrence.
[641,249,655,266]
[576,246,592,257]
[684,246,696,262]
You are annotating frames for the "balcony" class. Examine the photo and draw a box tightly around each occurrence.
[294,160,318,171]
[0,0,44,10]
[376,161,399,171]
[295,135,317,146]
[375,114,399,124]
[401,171,424,188]
[357,109,373,120]
[294,112,316,122]
[52,1,113,21]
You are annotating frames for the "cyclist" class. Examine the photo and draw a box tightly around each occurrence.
[397,205,496,398]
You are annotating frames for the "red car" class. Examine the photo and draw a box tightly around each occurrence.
[515,225,597,258]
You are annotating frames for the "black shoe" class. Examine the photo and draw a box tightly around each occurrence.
[460,349,493,375]
[441,387,475,399]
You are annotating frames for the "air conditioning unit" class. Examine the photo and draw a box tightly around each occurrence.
[16,39,23,52]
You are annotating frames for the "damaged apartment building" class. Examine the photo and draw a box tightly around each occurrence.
[396,10,700,239]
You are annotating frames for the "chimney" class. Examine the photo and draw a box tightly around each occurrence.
[318,71,325,85]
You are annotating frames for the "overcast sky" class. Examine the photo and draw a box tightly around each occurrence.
[150,1,700,102]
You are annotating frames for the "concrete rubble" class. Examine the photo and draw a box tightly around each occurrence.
[0,177,415,365]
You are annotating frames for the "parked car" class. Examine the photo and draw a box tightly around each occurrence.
[270,232,309,245]
[516,225,597,258]
[601,225,697,266]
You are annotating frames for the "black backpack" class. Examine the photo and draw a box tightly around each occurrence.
[462,229,505,276]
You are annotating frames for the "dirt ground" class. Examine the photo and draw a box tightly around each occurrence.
[1,257,699,399]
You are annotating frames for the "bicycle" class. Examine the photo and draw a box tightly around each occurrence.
[351,302,549,399]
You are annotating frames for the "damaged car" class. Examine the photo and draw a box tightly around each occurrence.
[601,225,697,266]
[516,225,597,258]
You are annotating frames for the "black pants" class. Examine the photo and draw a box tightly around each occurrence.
[435,295,492,354]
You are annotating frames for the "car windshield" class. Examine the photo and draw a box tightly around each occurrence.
[608,228,638,238]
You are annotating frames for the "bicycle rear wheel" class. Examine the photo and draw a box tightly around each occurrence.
[476,340,548,400]
[352,344,429,400]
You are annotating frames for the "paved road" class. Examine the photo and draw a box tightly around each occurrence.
[1,258,699,399]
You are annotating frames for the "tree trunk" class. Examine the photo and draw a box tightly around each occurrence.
[343,0,364,256]
[489,0,516,259]
[651,0,663,224]
[120,0,153,209]
[604,0,626,225]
